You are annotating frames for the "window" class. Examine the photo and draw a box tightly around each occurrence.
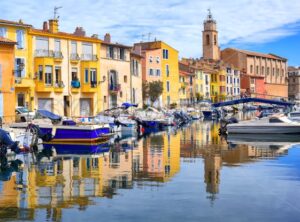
[262,66,265,75]
[38,65,43,81]
[149,69,154,76]
[166,64,170,77]
[214,35,217,45]
[55,39,61,52]
[71,41,77,54]
[250,65,253,73]
[45,66,52,85]
[250,78,255,84]
[107,46,114,59]
[163,49,169,59]
[267,67,270,75]
[206,34,210,45]
[0,27,7,37]
[14,58,25,78]
[55,66,61,84]
[104,96,107,103]
[84,68,89,83]
[16,30,25,49]
[156,56,160,63]
[17,94,25,107]
[36,37,49,50]
[90,69,97,85]
[272,68,275,76]
[156,69,161,76]
[120,48,125,60]
[124,75,127,83]
[256,66,259,74]
[71,67,78,81]
[149,56,153,63]
[82,43,93,60]
[166,81,170,92]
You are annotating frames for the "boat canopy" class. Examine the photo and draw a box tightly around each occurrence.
[212,98,294,108]
[121,103,138,109]
[37,110,62,121]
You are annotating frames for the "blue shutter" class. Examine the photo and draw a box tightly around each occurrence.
[0,27,7,37]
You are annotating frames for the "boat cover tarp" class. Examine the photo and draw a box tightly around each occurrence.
[212,98,294,108]
[121,103,138,109]
[37,110,61,121]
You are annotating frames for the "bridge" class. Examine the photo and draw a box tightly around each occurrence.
[212,97,294,108]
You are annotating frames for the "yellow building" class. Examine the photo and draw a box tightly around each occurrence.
[0,19,35,110]
[134,41,180,107]
[28,19,102,116]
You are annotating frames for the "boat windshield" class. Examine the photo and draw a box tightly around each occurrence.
[290,112,300,117]
[17,107,29,113]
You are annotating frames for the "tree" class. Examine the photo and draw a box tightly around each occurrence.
[142,81,149,103]
[148,80,163,105]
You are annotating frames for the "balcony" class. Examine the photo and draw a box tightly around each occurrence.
[71,80,80,93]
[70,53,80,63]
[54,81,65,93]
[81,54,98,61]
[35,81,53,92]
[35,49,54,58]
[82,81,98,93]
[53,51,63,62]
[109,84,121,94]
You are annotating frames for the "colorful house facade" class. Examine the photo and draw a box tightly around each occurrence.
[134,41,180,107]
[29,19,102,116]
[100,34,132,109]
[0,37,16,123]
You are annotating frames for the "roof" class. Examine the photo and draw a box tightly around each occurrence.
[0,36,16,45]
[30,28,102,42]
[0,19,32,28]
[135,41,178,52]
[130,51,144,58]
[101,41,131,48]
[224,48,287,61]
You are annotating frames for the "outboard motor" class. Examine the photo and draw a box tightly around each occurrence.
[219,117,238,135]
[24,124,53,152]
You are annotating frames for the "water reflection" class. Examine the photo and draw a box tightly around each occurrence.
[0,118,299,221]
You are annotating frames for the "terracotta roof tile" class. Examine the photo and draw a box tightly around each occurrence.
[226,48,287,61]
[0,19,32,27]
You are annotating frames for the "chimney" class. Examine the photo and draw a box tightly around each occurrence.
[73,27,86,37]
[104,33,111,43]
[43,21,48,31]
[49,19,59,33]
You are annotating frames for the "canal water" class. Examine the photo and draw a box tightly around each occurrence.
[1,113,300,222]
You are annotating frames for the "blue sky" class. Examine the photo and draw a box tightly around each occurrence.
[1,0,299,66]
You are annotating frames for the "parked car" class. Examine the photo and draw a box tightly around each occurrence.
[15,107,35,122]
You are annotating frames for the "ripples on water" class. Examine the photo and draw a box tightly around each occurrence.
[1,112,300,222]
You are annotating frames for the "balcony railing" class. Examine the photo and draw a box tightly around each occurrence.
[54,81,65,88]
[71,80,81,88]
[35,49,54,57]
[109,84,121,92]
[81,54,98,61]
[70,53,80,61]
[53,51,63,59]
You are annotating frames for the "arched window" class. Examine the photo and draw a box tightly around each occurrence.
[214,35,217,45]
[206,34,210,45]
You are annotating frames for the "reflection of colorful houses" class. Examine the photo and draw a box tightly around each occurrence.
[140,131,180,183]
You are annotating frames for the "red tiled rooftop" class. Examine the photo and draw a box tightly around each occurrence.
[0,19,32,27]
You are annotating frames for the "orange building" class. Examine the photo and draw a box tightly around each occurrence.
[0,37,16,123]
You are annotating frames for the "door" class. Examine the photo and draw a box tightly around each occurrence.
[38,98,53,111]
[64,96,70,117]
[80,98,91,116]
[17,93,25,107]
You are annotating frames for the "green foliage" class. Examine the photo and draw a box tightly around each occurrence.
[196,92,203,101]
[142,81,149,103]
[148,81,163,104]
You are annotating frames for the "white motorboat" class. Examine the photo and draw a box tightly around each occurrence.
[227,114,300,134]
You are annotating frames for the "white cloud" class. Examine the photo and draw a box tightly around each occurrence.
[1,0,300,58]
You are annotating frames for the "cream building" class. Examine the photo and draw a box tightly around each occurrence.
[130,47,143,106]
[100,34,132,109]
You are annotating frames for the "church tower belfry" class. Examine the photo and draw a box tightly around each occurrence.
[202,9,220,60]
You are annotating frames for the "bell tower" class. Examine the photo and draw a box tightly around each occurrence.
[202,9,220,60]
